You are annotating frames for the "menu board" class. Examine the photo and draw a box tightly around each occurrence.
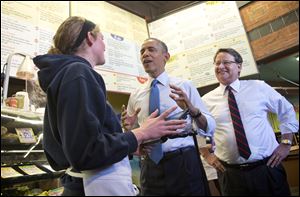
[1,1,149,93]
[1,1,69,78]
[1,167,23,178]
[1,1,258,93]
[148,1,258,88]
[71,1,149,93]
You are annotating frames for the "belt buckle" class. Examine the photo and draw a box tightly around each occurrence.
[239,163,250,169]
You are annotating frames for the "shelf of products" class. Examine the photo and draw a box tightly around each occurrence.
[1,163,64,186]
[1,107,64,196]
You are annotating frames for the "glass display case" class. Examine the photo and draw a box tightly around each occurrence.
[1,107,64,196]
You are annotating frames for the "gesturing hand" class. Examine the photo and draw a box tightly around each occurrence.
[133,106,186,144]
[169,84,191,110]
[121,105,141,131]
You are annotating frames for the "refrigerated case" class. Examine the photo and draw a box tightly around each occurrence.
[1,107,64,196]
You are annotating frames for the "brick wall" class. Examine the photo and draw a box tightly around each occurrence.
[240,1,299,31]
[251,23,299,60]
[240,1,299,61]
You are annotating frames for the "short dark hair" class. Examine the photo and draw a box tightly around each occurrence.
[213,48,243,64]
[145,38,168,53]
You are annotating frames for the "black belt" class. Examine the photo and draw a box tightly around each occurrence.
[220,156,271,170]
[163,146,195,160]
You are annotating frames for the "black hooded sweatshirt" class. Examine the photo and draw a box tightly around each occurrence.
[33,54,138,190]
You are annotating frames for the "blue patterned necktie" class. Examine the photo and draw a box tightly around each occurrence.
[227,86,251,159]
[148,79,163,164]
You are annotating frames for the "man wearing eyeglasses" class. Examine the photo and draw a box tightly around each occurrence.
[201,48,298,196]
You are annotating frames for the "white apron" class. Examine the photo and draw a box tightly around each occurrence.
[66,157,136,196]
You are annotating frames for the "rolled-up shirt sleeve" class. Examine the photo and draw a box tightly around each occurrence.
[263,81,299,134]
[187,81,216,137]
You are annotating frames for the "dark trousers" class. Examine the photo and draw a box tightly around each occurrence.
[140,146,210,196]
[60,174,85,196]
[61,187,85,196]
[217,163,291,196]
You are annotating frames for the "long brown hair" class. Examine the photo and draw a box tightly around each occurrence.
[48,16,99,55]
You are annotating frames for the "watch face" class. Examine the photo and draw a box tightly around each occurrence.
[281,139,292,145]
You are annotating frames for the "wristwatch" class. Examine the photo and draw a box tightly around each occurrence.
[281,139,292,145]
[190,109,202,118]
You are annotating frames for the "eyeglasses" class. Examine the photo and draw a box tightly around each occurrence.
[213,61,237,66]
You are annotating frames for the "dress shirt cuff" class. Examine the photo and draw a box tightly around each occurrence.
[193,113,215,137]
[279,124,299,135]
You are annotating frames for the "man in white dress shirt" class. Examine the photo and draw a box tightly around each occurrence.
[121,38,216,195]
[202,48,299,196]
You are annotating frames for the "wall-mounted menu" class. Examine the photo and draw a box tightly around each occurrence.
[1,1,258,93]
[148,1,258,88]
[1,1,69,78]
[71,1,149,93]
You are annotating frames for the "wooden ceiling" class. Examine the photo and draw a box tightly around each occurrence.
[108,1,199,22]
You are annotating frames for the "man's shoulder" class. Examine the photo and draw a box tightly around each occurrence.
[240,80,268,90]
[169,76,195,87]
[130,83,149,97]
[169,76,184,82]
[241,79,266,86]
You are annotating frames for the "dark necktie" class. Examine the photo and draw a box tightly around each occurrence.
[148,79,163,164]
[227,86,251,159]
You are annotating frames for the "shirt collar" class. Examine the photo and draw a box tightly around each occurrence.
[220,79,240,95]
[147,71,169,88]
